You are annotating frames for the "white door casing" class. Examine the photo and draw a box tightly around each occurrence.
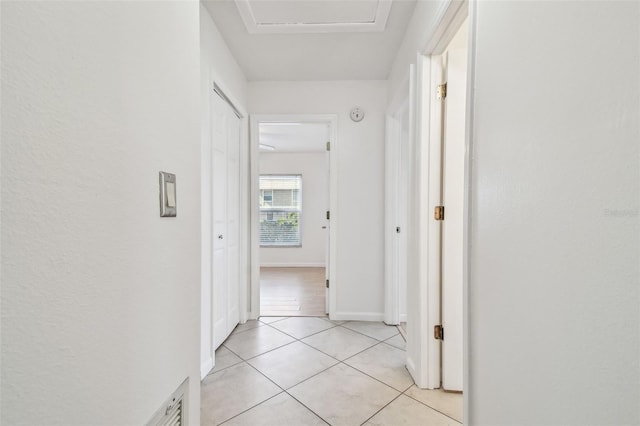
[250,115,338,319]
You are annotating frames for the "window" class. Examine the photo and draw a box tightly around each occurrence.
[259,175,302,247]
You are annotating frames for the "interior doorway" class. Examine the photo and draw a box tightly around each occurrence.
[402,0,470,394]
[250,115,338,319]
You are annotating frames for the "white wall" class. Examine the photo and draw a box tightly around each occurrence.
[260,153,328,267]
[468,1,639,424]
[1,2,201,425]
[199,4,248,379]
[387,0,450,100]
[249,81,387,319]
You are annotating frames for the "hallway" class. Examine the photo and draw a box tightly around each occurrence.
[201,317,462,425]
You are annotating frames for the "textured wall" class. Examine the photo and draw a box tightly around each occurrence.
[1,2,202,424]
[468,1,640,424]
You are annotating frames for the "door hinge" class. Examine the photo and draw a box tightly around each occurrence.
[434,325,444,340]
[326,279,330,288]
[396,226,401,234]
[326,210,330,220]
[326,141,331,151]
[437,83,447,100]
[434,206,445,221]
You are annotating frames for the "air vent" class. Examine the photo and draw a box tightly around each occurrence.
[147,378,189,426]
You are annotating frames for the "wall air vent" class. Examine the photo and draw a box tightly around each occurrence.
[147,378,189,426]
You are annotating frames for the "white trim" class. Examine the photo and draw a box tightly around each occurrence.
[250,114,338,320]
[235,0,392,34]
[426,52,444,390]
[259,263,326,268]
[463,0,478,421]
[239,113,250,325]
[387,70,411,115]
[422,0,467,55]
[406,357,418,383]
[333,312,385,322]
[200,358,213,380]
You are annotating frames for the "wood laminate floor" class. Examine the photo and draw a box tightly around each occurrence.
[260,267,326,317]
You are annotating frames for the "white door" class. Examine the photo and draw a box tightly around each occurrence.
[325,133,330,314]
[441,47,467,391]
[384,101,410,326]
[212,92,240,350]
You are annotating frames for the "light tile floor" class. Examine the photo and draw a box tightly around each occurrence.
[201,317,462,426]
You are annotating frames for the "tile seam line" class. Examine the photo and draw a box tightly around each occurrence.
[245,360,332,425]
[338,323,400,341]
[402,391,463,424]
[358,392,405,426]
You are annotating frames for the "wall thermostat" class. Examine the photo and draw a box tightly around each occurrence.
[350,107,365,122]
[159,171,177,217]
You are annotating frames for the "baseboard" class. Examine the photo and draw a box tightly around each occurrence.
[200,357,213,380]
[400,313,407,322]
[260,263,326,268]
[332,311,385,321]
[407,357,418,384]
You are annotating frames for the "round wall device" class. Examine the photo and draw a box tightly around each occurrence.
[350,107,365,122]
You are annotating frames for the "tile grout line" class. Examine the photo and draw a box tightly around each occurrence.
[358,392,405,426]
[401,391,463,424]
[337,323,400,342]
[265,319,340,341]
[244,358,332,425]
[216,390,286,426]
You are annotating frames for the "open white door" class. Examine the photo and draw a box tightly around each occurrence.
[384,101,410,326]
[441,46,467,392]
[325,128,330,314]
[212,91,240,350]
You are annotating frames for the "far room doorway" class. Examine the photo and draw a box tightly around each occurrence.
[250,116,337,318]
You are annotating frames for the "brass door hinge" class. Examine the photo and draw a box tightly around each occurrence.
[437,83,447,100]
[326,279,330,288]
[326,141,331,151]
[434,206,445,221]
[434,325,444,340]
[326,210,330,220]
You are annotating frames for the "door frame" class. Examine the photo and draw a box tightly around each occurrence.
[405,0,471,390]
[248,114,338,320]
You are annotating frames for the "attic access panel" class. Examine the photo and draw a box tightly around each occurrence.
[235,0,393,34]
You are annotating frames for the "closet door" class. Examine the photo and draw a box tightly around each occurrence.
[212,92,240,350]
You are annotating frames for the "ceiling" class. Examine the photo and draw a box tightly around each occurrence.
[259,122,329,153]
[201,0,417,81]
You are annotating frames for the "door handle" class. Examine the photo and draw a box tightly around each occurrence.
[218,234,224,239]
[322,226,327,229]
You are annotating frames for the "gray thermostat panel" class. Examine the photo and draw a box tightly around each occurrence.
[159,171,177,217]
